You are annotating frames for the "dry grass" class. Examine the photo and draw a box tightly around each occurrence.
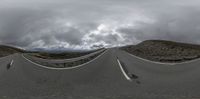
[121,40,200,63]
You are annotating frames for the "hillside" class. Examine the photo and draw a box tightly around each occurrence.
[121,40,200,63]
[0,45,24,57]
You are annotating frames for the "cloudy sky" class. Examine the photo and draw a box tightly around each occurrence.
[0,0,200,50]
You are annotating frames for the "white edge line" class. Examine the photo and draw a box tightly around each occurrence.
[127,52,176,65]
[22,50,108,70]
[27,49,105,62]
[122,50,200,65]
[117,59,132,81]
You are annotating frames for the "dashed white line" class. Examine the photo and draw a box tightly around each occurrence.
[10,60,14,66]
[117,59,132,81]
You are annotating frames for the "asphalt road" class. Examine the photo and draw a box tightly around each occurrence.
[0,48,200,99]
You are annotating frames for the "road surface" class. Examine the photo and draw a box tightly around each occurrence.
[0,48,200,99]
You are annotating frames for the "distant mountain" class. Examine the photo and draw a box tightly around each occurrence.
[121,40,200,63]
[0,45,25,57]
[0,44,105,58]
[30,47,90,53]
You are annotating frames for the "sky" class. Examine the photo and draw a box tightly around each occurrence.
[0,0,200,50]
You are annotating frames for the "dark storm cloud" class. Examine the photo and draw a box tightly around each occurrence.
[1,0,200,49]
[117,7,200,44]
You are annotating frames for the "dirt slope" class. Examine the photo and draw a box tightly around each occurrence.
[0,45,24,57]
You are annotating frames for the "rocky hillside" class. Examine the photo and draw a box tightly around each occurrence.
[0,45,24,57]
[121,40,200,63]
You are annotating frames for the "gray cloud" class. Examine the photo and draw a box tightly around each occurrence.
[0,0,200,50]
[117,7,200,44]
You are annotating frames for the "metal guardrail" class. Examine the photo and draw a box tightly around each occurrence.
[23,49,106,63]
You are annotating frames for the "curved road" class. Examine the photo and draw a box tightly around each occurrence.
[23,49,106,63]
[0,49,200,99]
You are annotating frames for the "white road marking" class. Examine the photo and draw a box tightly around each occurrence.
[127,52,176,65]
[22,50,108,70]
[117,59,132,81]
[122,50,200,65]
[28,49,106,62]
[10,60,14,66]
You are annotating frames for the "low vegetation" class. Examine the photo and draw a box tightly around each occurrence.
[121,40,200,63]
[25,50,106,68]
